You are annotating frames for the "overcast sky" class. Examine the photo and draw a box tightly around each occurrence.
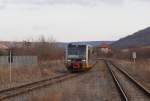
[0,0,150,42]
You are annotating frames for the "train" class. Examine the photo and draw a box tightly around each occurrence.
[64,43,95,73]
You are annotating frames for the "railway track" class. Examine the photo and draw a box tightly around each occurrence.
[0,73,81,100]
[105,60,150,101]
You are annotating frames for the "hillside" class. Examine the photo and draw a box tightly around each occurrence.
[111,27,150,49]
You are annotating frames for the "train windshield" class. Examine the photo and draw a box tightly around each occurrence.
[67,46,86,58]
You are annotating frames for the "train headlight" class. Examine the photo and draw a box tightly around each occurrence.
[67,60,71,62]
[82,60,86,67]
[82,60,86,62]
[65,60,71,66]
[82,60,86,64]
[67,60,71,65]
[64,60,71,64]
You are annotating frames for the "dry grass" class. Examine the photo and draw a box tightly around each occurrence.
[114,59,150,90]
[0,60,65,90]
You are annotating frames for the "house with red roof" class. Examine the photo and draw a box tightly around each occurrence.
[100,43,111,54]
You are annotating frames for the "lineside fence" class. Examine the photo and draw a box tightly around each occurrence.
[0,56,38,66]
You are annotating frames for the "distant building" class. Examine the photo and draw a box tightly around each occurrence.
[0,43,8,56]
[100,43,111,54]
[0,44,8,50]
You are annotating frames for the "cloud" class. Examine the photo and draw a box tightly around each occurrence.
[0,5,5,10]
[0,0,124,5]
[1,0,150,6]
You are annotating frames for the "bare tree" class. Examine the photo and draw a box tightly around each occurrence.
[9,35,64,61]
[32,35,64,61]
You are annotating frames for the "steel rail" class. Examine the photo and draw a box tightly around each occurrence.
[0,73,68,93]
[0,73,80,100]
[105,60,129,101]
[110,61,150,96]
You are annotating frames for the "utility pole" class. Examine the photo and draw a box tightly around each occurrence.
[9,42,15,83]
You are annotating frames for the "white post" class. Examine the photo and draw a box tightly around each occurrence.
[9,50,12,83]
[132,52,136,63]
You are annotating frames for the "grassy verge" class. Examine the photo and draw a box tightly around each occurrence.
[114,59,150,90]
[0,60,65,90]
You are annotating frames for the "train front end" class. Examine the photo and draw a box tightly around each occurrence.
[65,44,90,73]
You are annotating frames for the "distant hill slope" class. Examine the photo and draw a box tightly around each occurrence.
[111,27,150,49]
